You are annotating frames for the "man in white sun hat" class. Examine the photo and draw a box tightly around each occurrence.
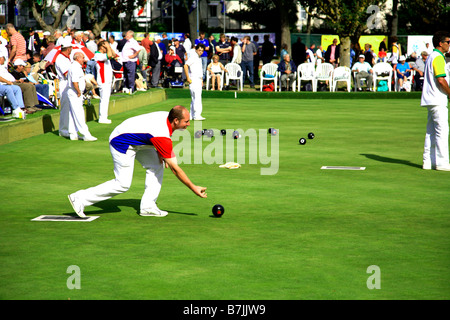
[55,37,77,139]
[351,54,373,91]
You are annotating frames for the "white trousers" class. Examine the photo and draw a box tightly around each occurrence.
[189,79,203,119]
[74,145,164,212]
[423,105,449,168]
[98,82,111,121]
[58,81,76,136]
[67,88,93,138]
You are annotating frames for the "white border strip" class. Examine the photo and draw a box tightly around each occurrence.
[321,166,366,170]
[31,215,100,222]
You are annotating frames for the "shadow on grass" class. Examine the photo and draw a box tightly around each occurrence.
[64,199,197,216]
[361,153,422,169]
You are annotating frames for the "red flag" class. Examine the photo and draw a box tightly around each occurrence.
[138,1,146,16]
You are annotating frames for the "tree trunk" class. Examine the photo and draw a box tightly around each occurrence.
[306,9,312,34]
[89,5,115,37]
[339,36,351,68]
[92,16,110,37]
[390,0,399,37]
[188,9,198,40]
[30,0,71,33]
[278,2,291,56]
[51,0,72,30]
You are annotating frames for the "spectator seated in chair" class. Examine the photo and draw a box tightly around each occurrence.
[0,83,27,118]
[165,46,183,72]
[278,53,297,91]
[207,54,227,91]
[351,54,373,91]
[164,46,184,86]
[411,51,428,91]
[11,59,50,105]
[30,52,48,82]
[0,56,40,113]
[396,55,412,91]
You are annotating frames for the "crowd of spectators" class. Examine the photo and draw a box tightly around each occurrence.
[0,27,278,120]
[281,36,440,92]
[1,26,440,121]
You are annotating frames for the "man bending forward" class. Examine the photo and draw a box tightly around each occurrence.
[68,106,207,217]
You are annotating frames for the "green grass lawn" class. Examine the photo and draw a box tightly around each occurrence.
[0,94,449,300]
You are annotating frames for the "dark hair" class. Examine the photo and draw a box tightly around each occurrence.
[231,37,238,42]
[97,40,107,49]
[168,105,187,122]
[195,43,206,50]
[432,31,450,48]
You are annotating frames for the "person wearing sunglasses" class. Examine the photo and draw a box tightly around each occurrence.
[421,31,450,171]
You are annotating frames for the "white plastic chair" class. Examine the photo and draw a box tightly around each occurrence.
[332,66,351,92]
[314,63,334,92]
[372,62,393,92]
[260,63,279,92]
[224,63,243,91]
[206,70,224,90]
[112,69,124,93]
[297,63,316,92]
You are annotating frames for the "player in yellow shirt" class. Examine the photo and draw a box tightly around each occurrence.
[421,31,450,171]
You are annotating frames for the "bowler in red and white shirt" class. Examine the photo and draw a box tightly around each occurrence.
[94,40,117,124]
[68,106,207,218]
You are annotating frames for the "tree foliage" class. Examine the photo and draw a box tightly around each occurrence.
[396,0,450,34]
[226,0,298,31]
[22,0,146,35]
[299,0,383,37]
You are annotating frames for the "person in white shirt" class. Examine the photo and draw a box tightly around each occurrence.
[55,38,78,139]
[108,35,118,54]
[86,33,97,54]
[72,30,84,46]
[351,54,373,91]
[67,52,97,141]
[0,53,26,118]
[183,33,192,58]
[121,30,141,93]
[306,46,315,64]
[67,106,207,218]
[0,36,9,63]
[230,37,241,64]
[425,43,433,55]
[184,44,206,120]
[54,29,64,47]
[316,45,325,66]
[421,31,450,171]
[95,40,117,124]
